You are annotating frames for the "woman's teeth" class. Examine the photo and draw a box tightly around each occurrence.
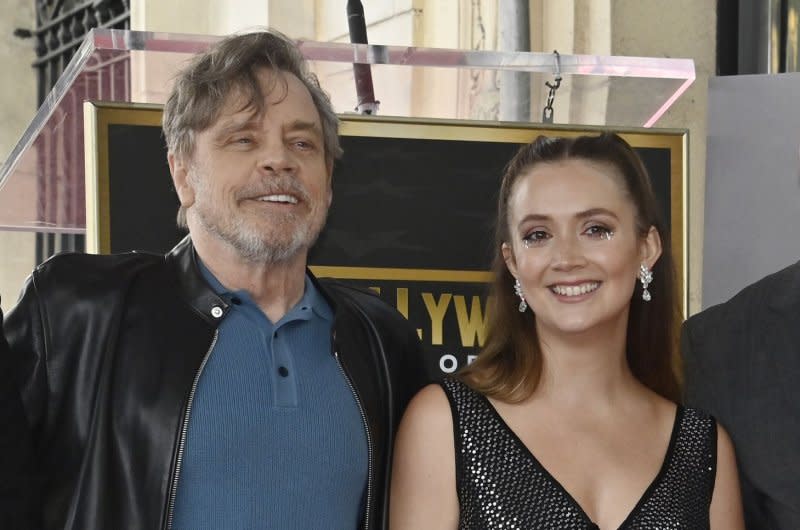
[550,282,599,297]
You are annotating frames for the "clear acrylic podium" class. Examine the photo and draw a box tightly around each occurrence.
[0,28,695,233]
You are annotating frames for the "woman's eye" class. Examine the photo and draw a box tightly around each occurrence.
[232,137,252,145]
[522,231,550,248]
[585,225,614,240]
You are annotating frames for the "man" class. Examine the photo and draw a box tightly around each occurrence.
[2,30,426,529]
[682,260,800,529]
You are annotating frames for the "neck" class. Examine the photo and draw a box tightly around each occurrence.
[191,230,308,323]
[533,316,643,411]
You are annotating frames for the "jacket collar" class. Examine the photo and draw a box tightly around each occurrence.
[166,235,339,325]
[166,236,231,325]
[307,267,339,314]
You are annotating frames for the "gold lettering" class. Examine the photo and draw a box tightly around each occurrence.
[453,295,490,347]
[396,287,409,319]
[422,293,452,346]
[369,286,381,295]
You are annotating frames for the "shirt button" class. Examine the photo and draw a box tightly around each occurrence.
[278,366,289,377]
[210,306,223,318]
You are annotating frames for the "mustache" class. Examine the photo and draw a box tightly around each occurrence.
[236,176,311,203]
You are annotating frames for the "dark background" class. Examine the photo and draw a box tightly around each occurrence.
[104,123,674,376]
[109,126,672,269]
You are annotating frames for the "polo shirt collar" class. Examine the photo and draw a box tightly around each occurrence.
[196,258,333,323]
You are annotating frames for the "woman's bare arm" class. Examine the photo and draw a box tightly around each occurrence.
[390,384,460,530]
[710,423,745,529]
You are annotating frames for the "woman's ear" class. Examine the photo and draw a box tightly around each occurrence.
[502,242,518,279]
[168,152,196,208]
[640,226,663,270]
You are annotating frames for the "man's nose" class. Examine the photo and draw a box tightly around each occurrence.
[258,139,295,174]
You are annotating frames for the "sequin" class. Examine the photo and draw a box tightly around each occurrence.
[441,377,717,529]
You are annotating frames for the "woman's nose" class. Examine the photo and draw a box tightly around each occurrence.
[551,235,586,270]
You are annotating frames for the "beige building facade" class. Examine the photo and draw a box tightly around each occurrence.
[0,0,716,313]
[0,0,37,311]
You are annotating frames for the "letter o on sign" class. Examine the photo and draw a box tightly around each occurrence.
[439,354,458,374]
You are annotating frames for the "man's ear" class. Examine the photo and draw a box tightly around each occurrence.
[640,226,663,270]
[502,242,518,279]
[168,152,195,208]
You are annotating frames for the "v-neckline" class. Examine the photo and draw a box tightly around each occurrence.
[479,393,683,530]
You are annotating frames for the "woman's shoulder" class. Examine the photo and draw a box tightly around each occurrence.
[677,406,737,464]
[439,375,475,394]
[678,404,718,434]
[403,382,453,424]
[641,386,715,434]
[680,403,715,420]
[404,377,489,427]
[395,384,456,463]
[669,404,721,469]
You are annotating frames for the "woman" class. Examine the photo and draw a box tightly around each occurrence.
[390,134,744,529]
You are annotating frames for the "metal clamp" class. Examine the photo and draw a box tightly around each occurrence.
[542,50,562,123]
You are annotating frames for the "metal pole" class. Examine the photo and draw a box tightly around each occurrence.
[738,0,783,73]
[346,0,379,114]
[498,0,531,121]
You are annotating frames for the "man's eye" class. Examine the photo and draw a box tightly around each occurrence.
[227,136,253,146]
[522,231,550,248]
[585,225,614,240]
[292,140,314,150]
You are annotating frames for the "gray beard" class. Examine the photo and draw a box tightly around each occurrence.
[195,207,326,265]
[187,170,327,264]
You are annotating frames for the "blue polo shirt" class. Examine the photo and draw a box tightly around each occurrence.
[170,263,368,529]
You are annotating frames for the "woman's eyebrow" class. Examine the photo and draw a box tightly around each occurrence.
[575,208,619,220]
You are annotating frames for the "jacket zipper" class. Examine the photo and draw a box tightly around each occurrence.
[165,329,219,529]
[334,348,374,530]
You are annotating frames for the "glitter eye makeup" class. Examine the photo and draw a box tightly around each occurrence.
[585,225,615,241]
[521,230,550,249]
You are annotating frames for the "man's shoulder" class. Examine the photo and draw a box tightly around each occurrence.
[316,278,415,338]
[686,260,800,330]
[30,250,165,292]
[318,278,403,318]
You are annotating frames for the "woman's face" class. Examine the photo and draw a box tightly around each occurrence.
[502,158,661,338]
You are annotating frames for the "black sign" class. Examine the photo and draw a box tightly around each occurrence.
[85,105,685,378]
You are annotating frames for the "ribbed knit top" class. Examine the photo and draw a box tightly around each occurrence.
[170,264,368,529]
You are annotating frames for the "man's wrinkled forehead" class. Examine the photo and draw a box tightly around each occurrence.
[206,68,290,129]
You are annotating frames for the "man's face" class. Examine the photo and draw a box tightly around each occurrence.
[171,69,332,264]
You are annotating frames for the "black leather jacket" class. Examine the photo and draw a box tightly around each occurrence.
[1,237,428,530]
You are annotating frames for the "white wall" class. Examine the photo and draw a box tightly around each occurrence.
[0,0,37,312]
[610,0,716,314]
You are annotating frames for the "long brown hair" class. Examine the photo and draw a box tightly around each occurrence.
[459,133,681,403]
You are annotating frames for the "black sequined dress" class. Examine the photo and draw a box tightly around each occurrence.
[441,377,717,530]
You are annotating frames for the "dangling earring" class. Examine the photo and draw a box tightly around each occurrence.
[514,279,528,312]
[639,264,653,302]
